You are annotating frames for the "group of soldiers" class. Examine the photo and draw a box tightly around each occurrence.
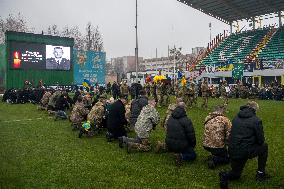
[105,79,284,111]
[1,79,272,188]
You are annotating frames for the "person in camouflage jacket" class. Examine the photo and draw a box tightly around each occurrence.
[203,105,232,169]
[38,91,52,110]
[70,96,90,129]
[87,94,107,128]
[118,100,160,152]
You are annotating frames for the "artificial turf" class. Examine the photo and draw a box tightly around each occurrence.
[0,97,283,188]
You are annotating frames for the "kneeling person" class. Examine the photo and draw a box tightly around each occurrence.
[70,96,89,129]
[166,102,197,166]
[119,100,160,152]
[203,105,232,169]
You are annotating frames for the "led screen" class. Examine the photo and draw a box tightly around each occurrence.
[10,42,71,70]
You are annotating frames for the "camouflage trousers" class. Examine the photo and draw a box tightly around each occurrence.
[157,94,164,106]
[185,95,195,108]
[125,137,151,152]
[201,96,208,108]
[221,95,228,106]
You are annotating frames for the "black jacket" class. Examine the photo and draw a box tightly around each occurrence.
[107,100,127,138]
[130,95,148,119]
[55,96,69,111]
[166,107,196,153]
[229,105,265,160]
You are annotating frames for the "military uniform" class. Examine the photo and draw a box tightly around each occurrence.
[156,82,163,107]
[144,82,151,97]
[46,58,70,70]
[87,101,105,128]
[120,83,129,100]
[220,81,229,106]
[151,83,158,102]
[162,103,178,129]
[70,101,89,127]
[38,91,52,110]
[203,112,232,148]
[126,105,160,152]
[165,84,171,105]
[187,83,196,108]
[203,111,232,167]
[47,91,62,111]
[201,81,209,109]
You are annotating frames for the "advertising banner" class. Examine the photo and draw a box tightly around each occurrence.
[74,50,106,85]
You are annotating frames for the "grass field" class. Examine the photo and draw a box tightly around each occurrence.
[0,97,284,189]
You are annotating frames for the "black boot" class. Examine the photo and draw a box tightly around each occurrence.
[118,137,124,148]
[256,171,271,181]
[78,129,84,138]
[219,171,229,189]
[106,132,113,142]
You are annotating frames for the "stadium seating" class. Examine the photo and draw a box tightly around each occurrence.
[258,26,284,60]
[201,28,270,65]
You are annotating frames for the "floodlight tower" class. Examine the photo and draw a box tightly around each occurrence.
[135,0,139,82]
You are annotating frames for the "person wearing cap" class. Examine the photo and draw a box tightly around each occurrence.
[203,105,232,169]
[219,101,270,189]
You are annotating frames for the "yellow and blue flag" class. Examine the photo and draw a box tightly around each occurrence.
[82,79,91,88]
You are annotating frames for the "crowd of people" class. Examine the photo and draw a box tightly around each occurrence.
[1,79,273,189]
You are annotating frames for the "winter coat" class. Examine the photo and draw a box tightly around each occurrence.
[203,112,232,148]
[130,95,148,119]
[55,95,69,111]
[229,105,265,160]
[107,100,127,138]
[134,105,160,139]
[166,106,196,153]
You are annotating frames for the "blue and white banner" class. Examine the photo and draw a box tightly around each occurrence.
[74,49,106,86]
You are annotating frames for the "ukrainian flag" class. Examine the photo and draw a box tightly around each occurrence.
[82,79,91,88]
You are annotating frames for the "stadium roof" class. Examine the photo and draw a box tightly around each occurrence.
[178,0,284,24]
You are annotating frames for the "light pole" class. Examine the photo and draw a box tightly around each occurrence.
[209,22,212,42]
[135,0,139,82]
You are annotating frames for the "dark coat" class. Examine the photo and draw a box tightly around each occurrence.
[112,83,119,94]
[107,100,127,138]
[166,106,196,153]
[130,95,148,119]
[46,58,70,70]
[55,95,70,111]
[229,106,265,160]
[129,95,148,127]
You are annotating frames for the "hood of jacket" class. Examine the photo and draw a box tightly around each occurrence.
[171,106,187,119]
[238,105,256,118]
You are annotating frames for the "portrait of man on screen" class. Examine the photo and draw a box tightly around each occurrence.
[46,45,70,70]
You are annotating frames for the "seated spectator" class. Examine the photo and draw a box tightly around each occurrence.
[203,105,231,169]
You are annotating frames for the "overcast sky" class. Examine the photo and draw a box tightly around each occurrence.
[0,0,240,59]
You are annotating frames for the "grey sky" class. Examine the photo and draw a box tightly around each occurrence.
[0,0,231,59]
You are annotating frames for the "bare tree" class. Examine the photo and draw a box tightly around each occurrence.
[61,26,84,50]
[85,22,104,51]
[0,13,32,44]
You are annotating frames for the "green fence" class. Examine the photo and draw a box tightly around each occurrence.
[0,44,6,92]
